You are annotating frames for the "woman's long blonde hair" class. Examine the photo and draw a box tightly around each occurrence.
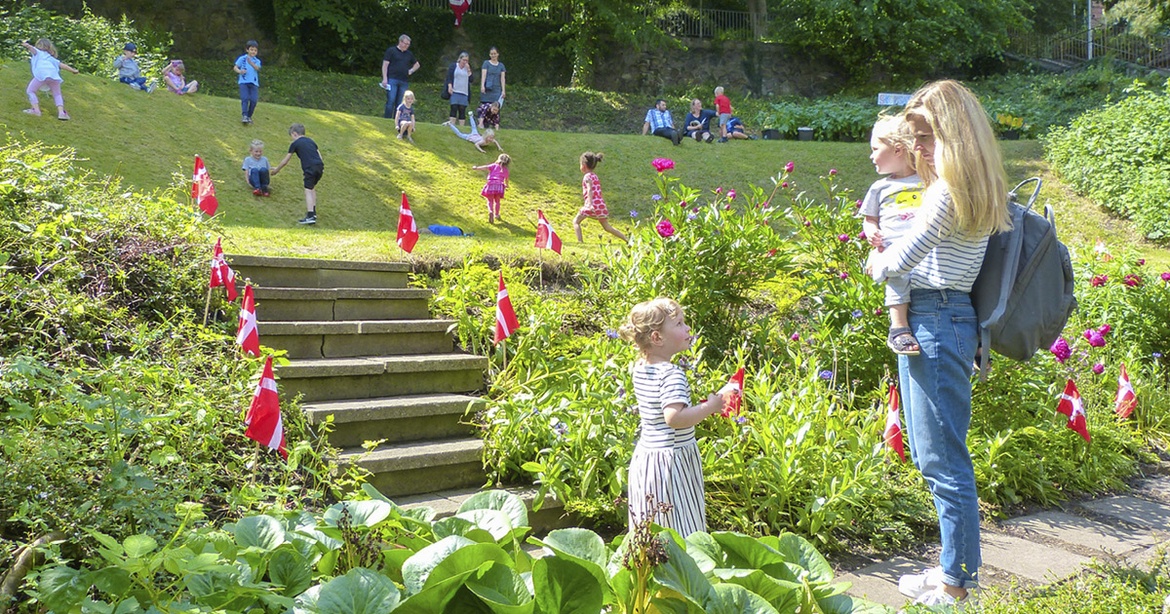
[904,80,1010,235]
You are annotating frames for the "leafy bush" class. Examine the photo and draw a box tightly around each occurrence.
[0,4,171,79]
[1046,79,1170,241]
[0,141,336,572]
[24,488,885,613]
[753,97,880,142]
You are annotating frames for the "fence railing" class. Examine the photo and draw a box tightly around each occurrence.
[1007,26,1170,70]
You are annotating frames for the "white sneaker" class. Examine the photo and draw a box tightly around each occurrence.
[913,586,968,609]
[898,566,944,599]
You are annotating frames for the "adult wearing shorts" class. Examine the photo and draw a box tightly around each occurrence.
[381,34,419,119]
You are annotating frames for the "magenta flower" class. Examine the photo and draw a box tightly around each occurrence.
[829,168,838,176]
[874,307,884,316]
[858,231,868,241]
[839,271,849,280]
[727,189,737,200]
[724,204,732,211]
[790,332,800,341]
[1098,323,1112,336]
[1083,329,1106,348]
[1161,271,1170,282]
[1090,275,1108,287]
[679,200,687,208]
[781,181,790,188]
[837,233,850,242]
[803,219,811,227]
[1124,274,1142,287]
[715,187,723,194]
[784,161,795,173]
[1137,258,1146,266]
[1092,363,1105,374]
[655,218,675,238]
[1050,337,1071,362]
[651,158,675,172]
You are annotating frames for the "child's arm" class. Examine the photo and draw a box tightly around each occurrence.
[232,58,246,75]
[663,392,726,429]
[493,139,503,151]
[21,41,36,55]
[271,153,293,175]
[471,164,489,171]
[863,216,883,249]
[58,62,79,75]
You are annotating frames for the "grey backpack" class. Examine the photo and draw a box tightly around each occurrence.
[971,178,1076,375]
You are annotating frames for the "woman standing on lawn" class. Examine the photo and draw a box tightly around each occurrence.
[446,51,473,127]
[867,80,1010,607]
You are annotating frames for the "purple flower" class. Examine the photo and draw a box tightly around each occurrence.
[687,212,698,221]
[651,194,662,201]
[1090,275,1108,287]
[818,370,833,380]
[1124,274,1142,287]
[784,161,795,174]
[790,332,800,341]
[651,158,675,172]
[655,218,675,238]
[735,415,748,425]
[629,210,639,218]
[727,189,737,200]
[1050,337,1071,363]
[1092,363,1105,374]
[838,233,850,242]
[1155,352,1164,359]
[1083,329,1106,348]
[829,168,838,176]
[605,329,619,339]
[851,309,864,318]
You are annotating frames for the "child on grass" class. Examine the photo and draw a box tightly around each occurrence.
[713,86,732,139]
[395,90,416,142]
[114,42,152,92]
[860,115,924,355]
[162,59,198,94]
[444,120,502,153]
[472,154,510,224]
[619,298,731,537]
[233,40,261,124]
[242,139,271,196]
[21,38,79,120]
[271,123,324,225]
[573,152,626,243]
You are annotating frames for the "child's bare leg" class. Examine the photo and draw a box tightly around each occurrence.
[887,303,920,355]
[573,212,586,243]
[599,219,628,243]
[492,198,501,219]
[305,187,317,214]
[486,198,495,223]
[889,303,909,330]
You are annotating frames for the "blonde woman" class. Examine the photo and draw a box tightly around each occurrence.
[867,80,1009,607]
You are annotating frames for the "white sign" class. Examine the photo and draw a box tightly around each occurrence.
[877,92,912,106]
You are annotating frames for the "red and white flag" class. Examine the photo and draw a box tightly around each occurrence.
[209,238,238,302]
[1056,378,1090,442]
[192,155,219,216]
[534,209,563,255]
[884,383,906,461]
[236,283,260,357]
[244,355,287,460]
[1115,363,1136,419]
[493,271,519,345]
[397,193,419,253]
[721,367,744,418]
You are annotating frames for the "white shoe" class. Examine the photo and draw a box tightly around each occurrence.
[913,586,968,608]
[898,566,944,599]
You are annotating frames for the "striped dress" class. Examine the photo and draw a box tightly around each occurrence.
[627,361,706,537]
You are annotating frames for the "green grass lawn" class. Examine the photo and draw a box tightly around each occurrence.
[3,60,1167,267]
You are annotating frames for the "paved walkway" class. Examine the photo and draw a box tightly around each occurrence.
[839,476,1170,608]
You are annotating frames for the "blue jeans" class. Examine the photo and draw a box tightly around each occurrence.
[898,288,981,589]
[239,83,258,118]
[383,79,408,118]
[248,168,270,191]
[119,76,148,91]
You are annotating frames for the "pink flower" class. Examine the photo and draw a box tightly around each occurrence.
[724,204,732,211]
[829,168,838,176]
[1092,363,1105,374]
[715,187,723,194]
[858,231,868,241]
[874,307,883,316]
[655,218,675,238]
[781,181,789,188]
[855,199,863,208]
[784,161,795,173]
[1050,337,1071,362]
[837,233,850,242]
[1083,329,1106,348]
[679,200,687,208]
[790,332,800,341]
[727,189,737,200]
[839,271,849,280]
[803,219,811,227]
[1162,271,1170,282]
[1137,259,1146,266]
[651,158,675,173]
[1090,275,1108,287]
[1098,324,1112,336]
[1124,274,1142,287]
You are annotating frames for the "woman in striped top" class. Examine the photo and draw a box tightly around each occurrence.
[868,80,1010,607]
[618,298,729,537]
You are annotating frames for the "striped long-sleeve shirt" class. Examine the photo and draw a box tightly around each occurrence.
[870,184,989,292]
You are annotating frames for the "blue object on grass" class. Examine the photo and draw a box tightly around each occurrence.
[428,224,465,236]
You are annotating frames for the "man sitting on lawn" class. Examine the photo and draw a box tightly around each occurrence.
[642,99,681,146]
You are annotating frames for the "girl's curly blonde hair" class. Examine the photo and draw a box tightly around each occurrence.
[618,298,682,356]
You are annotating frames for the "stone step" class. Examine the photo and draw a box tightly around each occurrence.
[303,393,483,448]
[253,287,433,322]
[394,486,577,536]
[276,354,488,402]
[229,254,411,289]
[338,438,486,497]
[259,319,456,358]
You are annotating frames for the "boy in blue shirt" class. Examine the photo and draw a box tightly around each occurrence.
[233,40,261,124]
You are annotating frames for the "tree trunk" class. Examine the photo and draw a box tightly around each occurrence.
[746,0,767,39]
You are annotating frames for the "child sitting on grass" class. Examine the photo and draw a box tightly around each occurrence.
[242,139,271,196]
[114,42,153,92]
[162,59,198,94]
[271,123,324,225]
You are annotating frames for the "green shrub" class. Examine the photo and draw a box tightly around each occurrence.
[1046,79,1170,241]
[753,97,879,142]
[0,4,171,80]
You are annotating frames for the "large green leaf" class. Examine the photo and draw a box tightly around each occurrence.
[232,515,287,550]
[712,533,789,578]
[89,566,133,597]
[652,534,714,609]
[684,532,724,574]
[122,534,158,558]
[395,565,492,614]
[531,556,604,614]
[454,509,515,542]
[774,533,833,584]
[531,528,613,602]
[707,583,780,614]
[323,500,393,528]
[314,568,401,614]
[458,490,529,529]
[434,516,495,543]
[465,563,535,614]
[34,566,88,613]
[269,546,313,597]
[714,569,801,612]
[424,543,514,591]
[815,592,895,614]
[401,535,476,595]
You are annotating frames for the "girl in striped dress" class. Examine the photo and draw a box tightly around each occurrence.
[618,298,728,537]
[473,153,510,224]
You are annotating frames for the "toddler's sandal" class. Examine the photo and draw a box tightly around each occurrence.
[887,327,921,356]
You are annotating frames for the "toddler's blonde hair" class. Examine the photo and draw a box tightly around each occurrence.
[249,139,264,151]
[871,114,916,174]
[619,298,682,356]
[496,153,511,167]
[483,128,496,141]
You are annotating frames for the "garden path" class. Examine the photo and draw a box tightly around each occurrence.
[839,475,1170,608]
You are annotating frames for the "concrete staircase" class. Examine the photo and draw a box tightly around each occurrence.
[229,255,490,500]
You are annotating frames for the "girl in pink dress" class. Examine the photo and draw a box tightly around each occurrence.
[573,152,627,243]
[473,153,510,223]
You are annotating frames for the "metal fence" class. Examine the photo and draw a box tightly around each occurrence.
[1007,26,1170,70]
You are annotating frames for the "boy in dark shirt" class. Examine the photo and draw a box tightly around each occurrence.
[272,123,325,225]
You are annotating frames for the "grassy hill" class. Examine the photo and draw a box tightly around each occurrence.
[3,61,1167,266]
